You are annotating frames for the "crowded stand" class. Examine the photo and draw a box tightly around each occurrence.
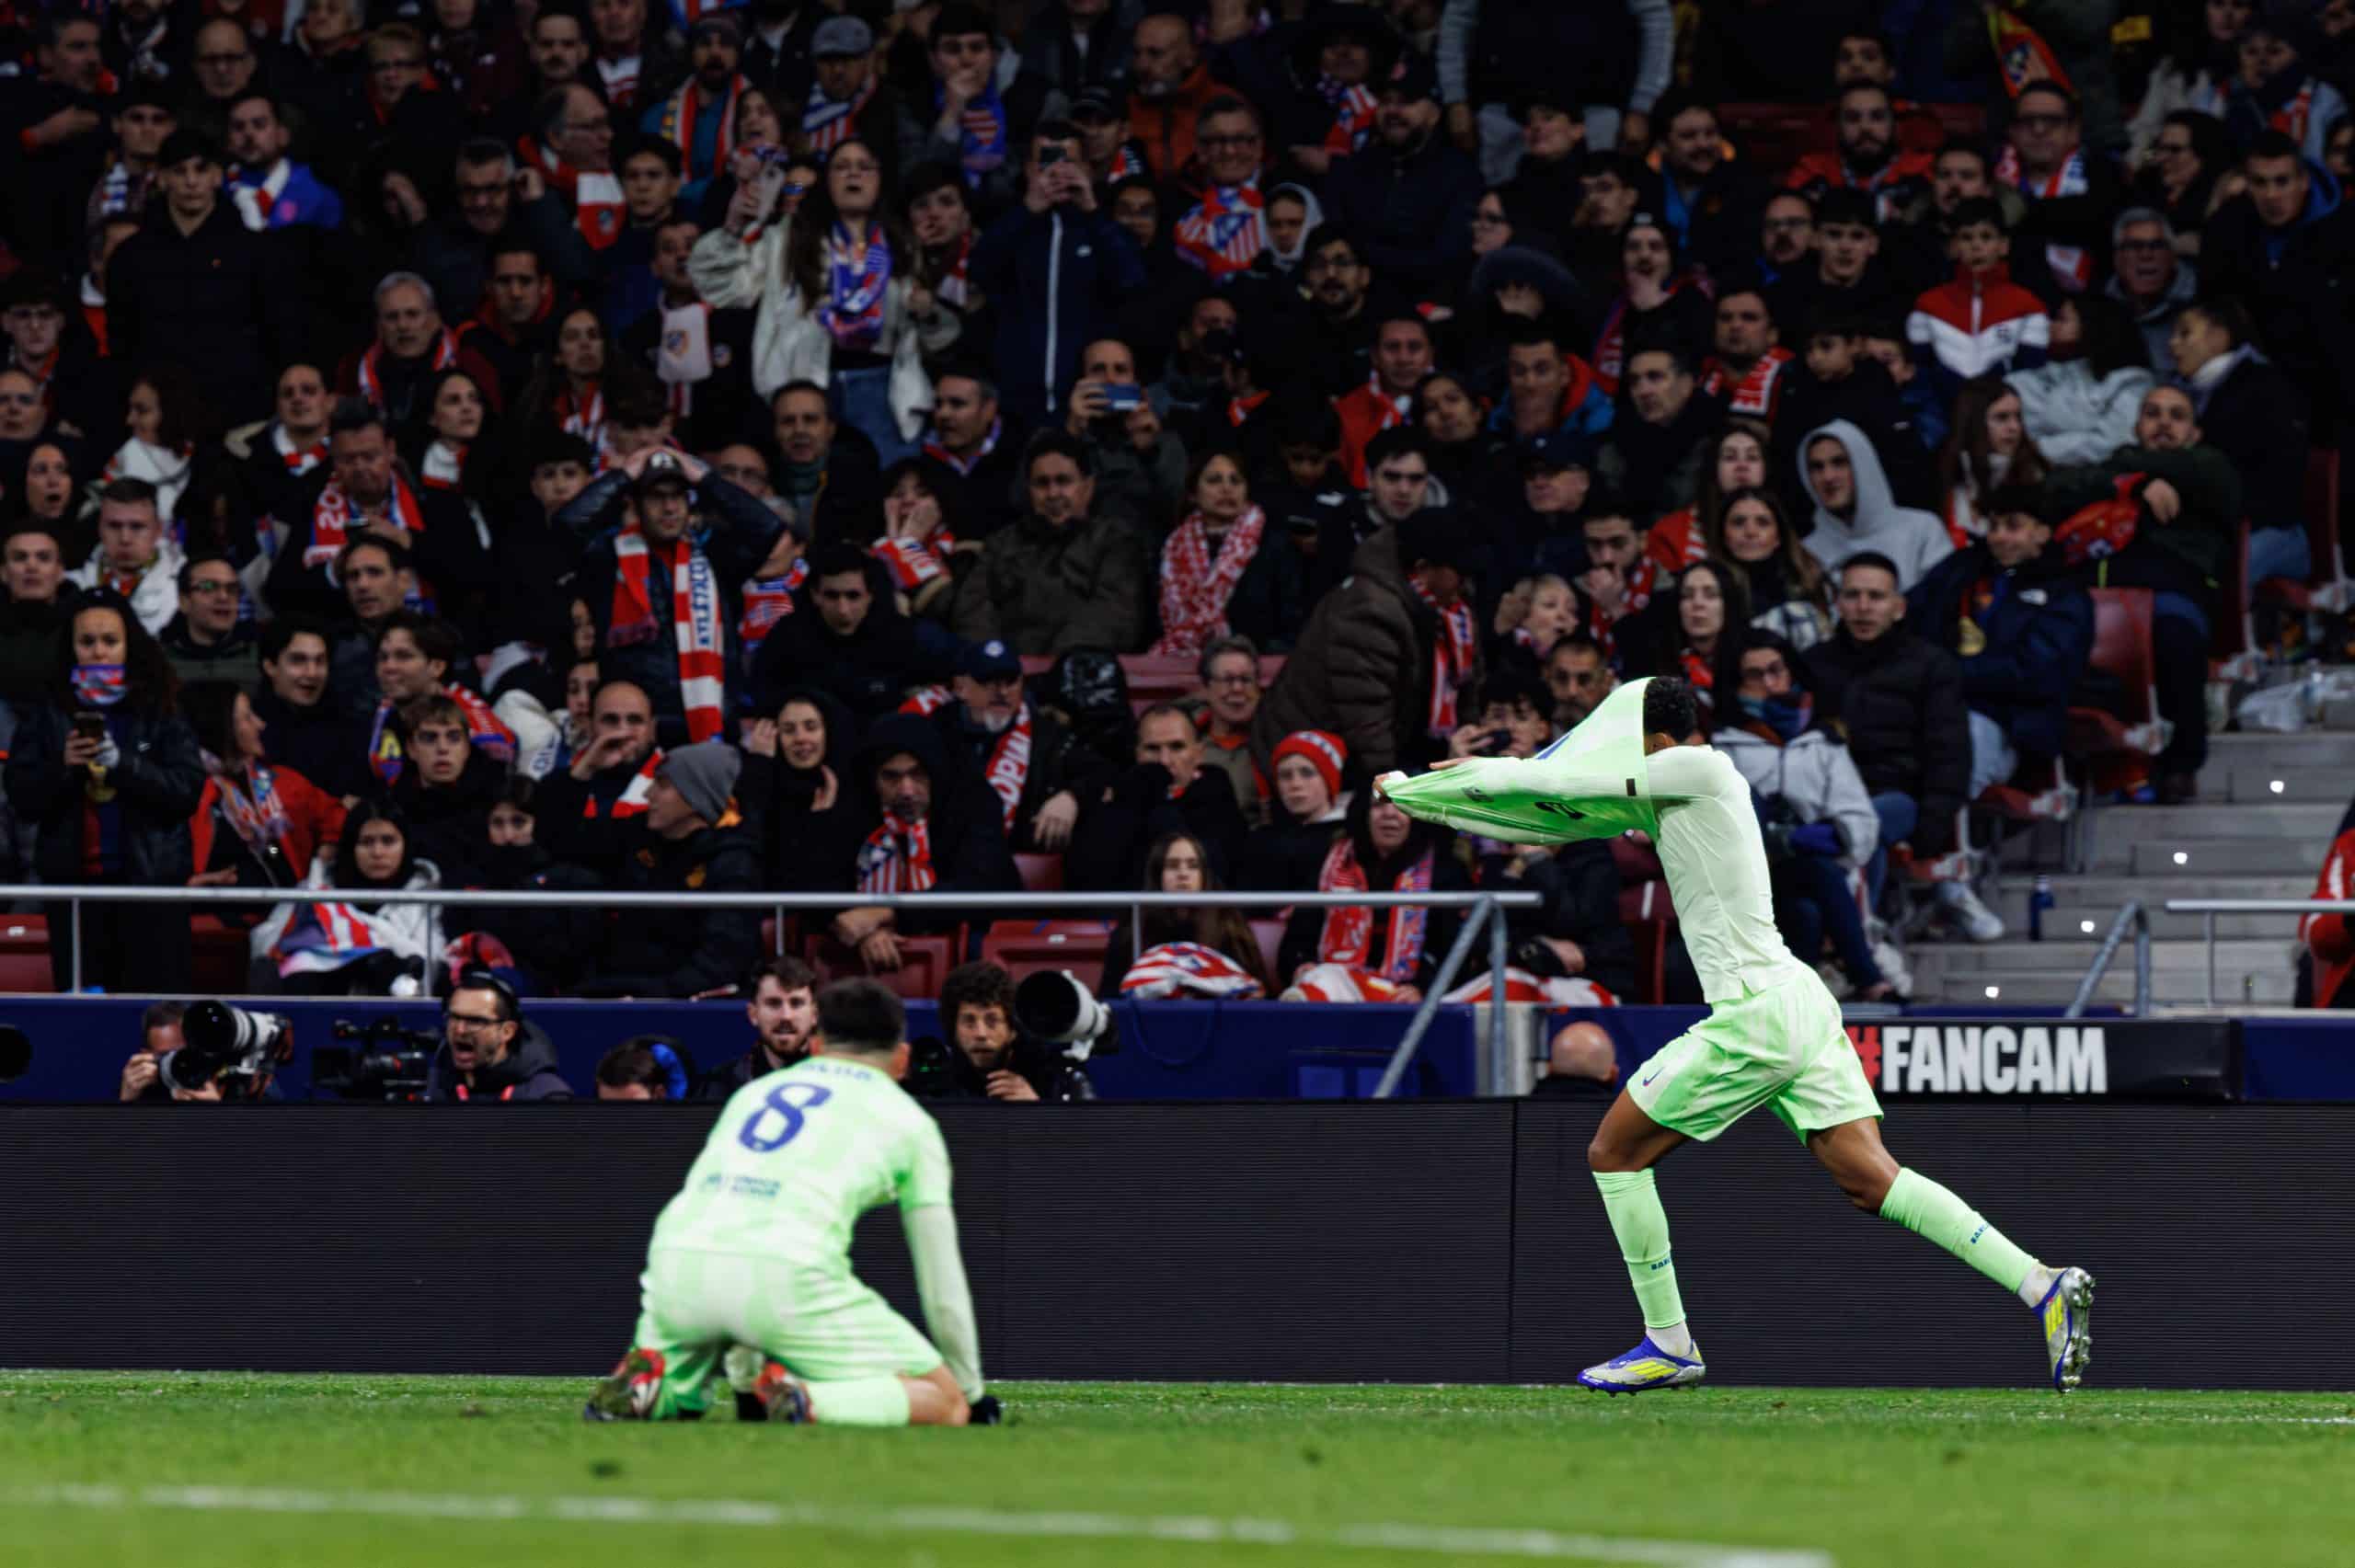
[6,0,2355,1099]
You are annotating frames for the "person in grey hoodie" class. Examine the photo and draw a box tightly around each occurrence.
[1796,418,1952,591]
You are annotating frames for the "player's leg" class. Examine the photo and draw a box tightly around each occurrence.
[585,1253,727,1422]
[738,1265,971,1425]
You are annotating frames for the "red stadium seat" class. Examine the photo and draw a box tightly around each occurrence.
[1628,917,1673,1006]
[804,934,957,1001]
[2066,589,2165,779]
[1257,655,1286,688]
[980,919,1115,988]
[1608,835,1663,886]
[190,917,247,993]
[0,913,54,992]
[1118,654,1199,715]
[1014,853,1066,892]
[1248,917,1287,986]
[2255,449,2350,619]
[1616,880,1669,922]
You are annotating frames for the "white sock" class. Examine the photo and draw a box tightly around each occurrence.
[1648,1320,1696,1358]
[2016,1264,2058,1309]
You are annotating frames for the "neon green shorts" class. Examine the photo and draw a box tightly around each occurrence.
[631,1247,942,1415]
[1626,976,1882,1143]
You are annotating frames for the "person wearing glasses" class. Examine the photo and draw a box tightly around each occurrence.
[1322,54,1478,301]
[158,555,259,690]
[427,971,575,1102]
[924,637,1108,855]
[2102,208,2197,371]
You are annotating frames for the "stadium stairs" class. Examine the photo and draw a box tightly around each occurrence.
[1902,731,2354,1008]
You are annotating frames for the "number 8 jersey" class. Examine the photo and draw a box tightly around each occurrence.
[649,1056,956,1269]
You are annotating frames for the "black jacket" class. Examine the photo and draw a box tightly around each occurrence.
[2197,177,2355,429]
[748,556,946,724]
[1321,131,1483,300]
[0,593,77,710]
[4,699,205,886]
[2190,351,2312,532]
[159,617,262,693]
[1067,762,1250,892]
[927,699,1113,856]
[1907,543,2095,761]
[1799,626,1970,854]
[251,686,373,801]
[559,469,783,749]
[107,202,305,422]
[1275,829,1470,990]
[844,713,1020,930]
[265,474,492,637]
[1481,838,1639,1003]
[1239,812,1343,892]
[585,817,764,999]
[929,1035,1093,1102]
[1604,391,1724,527]
[425,1022,574,1101]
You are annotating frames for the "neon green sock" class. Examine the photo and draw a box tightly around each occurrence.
[803,1375,913,1426]
[1592,1169,1687,1333]
[1879,1167,2042,1298]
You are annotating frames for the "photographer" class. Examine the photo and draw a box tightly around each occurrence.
[121,1000,290,1103]
[118,1001,196,1103]
[933,961,1093,1102]
[424,972,573,1101]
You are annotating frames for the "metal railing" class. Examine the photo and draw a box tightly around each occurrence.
[0,884,1539,1098]
[2066,901,2150,1017]
[2165,898,2354,1009]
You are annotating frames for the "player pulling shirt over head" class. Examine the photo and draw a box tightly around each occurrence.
[586,979,991,1425]
[1378,678,2094,1394]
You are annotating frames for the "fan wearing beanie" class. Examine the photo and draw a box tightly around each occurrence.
[576,741,764,999]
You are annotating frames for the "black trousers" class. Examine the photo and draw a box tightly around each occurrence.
[2094,543,2212,776]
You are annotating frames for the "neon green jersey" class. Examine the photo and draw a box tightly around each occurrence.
[1380,678,1812,1003]
[649,1056,954,1266]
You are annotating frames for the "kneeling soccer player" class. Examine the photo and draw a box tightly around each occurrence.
[1379,677,2093,1393]
[586,979,988,1425]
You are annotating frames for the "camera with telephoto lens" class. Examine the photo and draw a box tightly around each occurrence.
[316,1015,441,1101]
[1014,970,1120,1062]
[156,1001,294,1098]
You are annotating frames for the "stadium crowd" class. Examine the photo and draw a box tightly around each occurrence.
[2,0,2352,1014]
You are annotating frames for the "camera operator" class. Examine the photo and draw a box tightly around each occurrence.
[118,1001,201,1103]
[934,961,1093,1102]
[424,972,574,1101]
[698,955,820,1098]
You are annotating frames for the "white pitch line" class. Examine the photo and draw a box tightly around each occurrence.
[0,1483,1835,1568]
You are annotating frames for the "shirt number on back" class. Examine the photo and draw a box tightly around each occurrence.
[738,1083,833,1152]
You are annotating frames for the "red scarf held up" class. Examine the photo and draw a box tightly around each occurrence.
[589,750,664,818]
[1315,835,1433,983]
[856,811,936,893]
[979,704,1033,832]
[1153,506,1265,658]
[1406,577,1478,738]
[611,527,728,743]
[527,137,625,250]
[304,475,426,569]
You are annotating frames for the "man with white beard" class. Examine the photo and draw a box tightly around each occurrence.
[922,639,1109,857]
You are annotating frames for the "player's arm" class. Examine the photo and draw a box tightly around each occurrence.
[1374,754,1622,844]
[900,1123,984,1402]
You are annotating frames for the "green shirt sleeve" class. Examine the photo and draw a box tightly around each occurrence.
[1379,678,1662,843]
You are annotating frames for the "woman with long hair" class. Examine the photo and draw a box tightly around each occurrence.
[739,685,865,893]
[1709,486,1832,650]
[690,134,960,466]
[99,365,213,536]
[2126,0,2251,167]
[1489,571,1578,681]
[514,306,630,459]
[1937,377,2053,546]
[1152,451,1303,658]
[1658,558,1750,724]
[406,365,498,500]
[2131,109,2240,253]
[1413,369,1490,488]
[870,454,981,623]
[259,802,446,996]
[1276,786,1468,1003]
[3,591,203,990]
[1646,419,1771,576]
[1101,830,1277,998]
[2005,293,2154,464]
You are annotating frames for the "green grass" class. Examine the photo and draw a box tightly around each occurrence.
[3,1374,2351,1567]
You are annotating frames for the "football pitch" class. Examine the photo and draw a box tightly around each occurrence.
[4,1375,2352,1567]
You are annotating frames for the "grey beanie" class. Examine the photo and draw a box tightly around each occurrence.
[658,740,741,824]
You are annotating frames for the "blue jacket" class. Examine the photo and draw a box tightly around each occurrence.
[968,202,1145,429]
[1906,543,2093,760]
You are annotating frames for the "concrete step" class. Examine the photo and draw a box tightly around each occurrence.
[2123,837,2319,876]
[1913,967,2297,1007]
[1986,873,2317,939]
[2200,732,2355,773]
[2216,768,2355,804]
[2034,904,2310,940]
[1903,936,2291,975]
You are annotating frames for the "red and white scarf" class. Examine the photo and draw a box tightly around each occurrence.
[657,301,712,419]
[1315,835,1432,983]
[801,74,876,155]
[356,327,459,408]
[421,440,467,491]
[612,526,728,743]
[1994,144,2092,290]
[589,750,663,818]
[304,475,426,569]
[1120,941,1266,1000]
[657,72,745,180]
[214,761,291,852]
[1153,506,1264,658]
[1407,577,1478,737]
[740,555,807,648]
[1593,275,1701,394]
[932,231,975,311]
[557,382,608,456]
[1698,347,1793,419]
[1319,79,1378,158]
[977,704,1033,831]
[871,532,955,590]
[856,811,936,893]
[531,138,626,250]
[1173,180,1267,280]
[273,424,327,474]
[367,685,514,785]
[596,51,642,109]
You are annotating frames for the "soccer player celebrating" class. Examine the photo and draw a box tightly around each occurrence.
[1378,678,2092,1394]
[585,979,992,1425]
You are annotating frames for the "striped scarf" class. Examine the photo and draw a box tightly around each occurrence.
[658,73,745,181]
[1994,145,2092,290]
[1173,180,1266,280]
[304,475,425,569]
[612,527,728,742]
[802,75,875,155]
[856,811,936,892]
[939,76,1007,188]
[1120,941,1265,1000]
[1318,77,1378,157]
[1315,836,1432,983]
[740,555,807,649]
[1153,506,1264,658]
[1407,577,1478,738]
[818,223,893,352]
[590,750,663,818]
[925,417,1000,476]
[357,328,459,410]
[977,704,1032,831]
